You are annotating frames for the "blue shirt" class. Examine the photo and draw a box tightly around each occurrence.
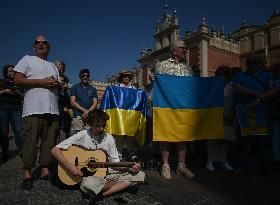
[70,83,97,117]
[233,70,273,105]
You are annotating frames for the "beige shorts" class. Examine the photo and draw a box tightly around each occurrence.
[80,171,145,194]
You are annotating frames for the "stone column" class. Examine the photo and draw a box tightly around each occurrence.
[199,39,208,77]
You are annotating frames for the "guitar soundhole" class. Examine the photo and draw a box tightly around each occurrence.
[80,157,98,177]
[87,157,97,168]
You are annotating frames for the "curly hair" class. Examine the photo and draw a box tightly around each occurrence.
[83,109,109,126]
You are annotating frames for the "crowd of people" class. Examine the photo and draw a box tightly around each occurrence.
[0,35,280,204]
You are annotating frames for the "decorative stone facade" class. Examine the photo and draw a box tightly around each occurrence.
[90,80,108,105]
[232,10,280,70]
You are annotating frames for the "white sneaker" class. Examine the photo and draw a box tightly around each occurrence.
[223,161,233,171]
[206,162,215,172]
[161,164,172,179]
[177,165,195,179]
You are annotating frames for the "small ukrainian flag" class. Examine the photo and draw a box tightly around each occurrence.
[100,86,148,145]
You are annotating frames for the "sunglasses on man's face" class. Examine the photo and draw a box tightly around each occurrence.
[34,40,49,46]
[81,74,89,78]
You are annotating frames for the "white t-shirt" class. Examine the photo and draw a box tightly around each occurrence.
[56,129,120,163]
[14,55,60,117]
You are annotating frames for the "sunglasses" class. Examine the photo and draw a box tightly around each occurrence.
[81,74,89,78]
[34,40,49,46]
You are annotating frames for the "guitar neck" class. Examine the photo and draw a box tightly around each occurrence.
[88,162,134,168]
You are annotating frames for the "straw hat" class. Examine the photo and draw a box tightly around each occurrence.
[117,69,133,83]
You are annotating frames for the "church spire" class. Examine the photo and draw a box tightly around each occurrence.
[164,0,168,16]
[162,0,171,28]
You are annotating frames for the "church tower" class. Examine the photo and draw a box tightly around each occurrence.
[138,1,180,87]
[154,0,180,51]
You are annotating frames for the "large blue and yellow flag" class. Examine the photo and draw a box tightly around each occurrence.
[100,86,148,144]
[153,74,224,142]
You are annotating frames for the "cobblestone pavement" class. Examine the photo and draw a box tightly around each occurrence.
[1,139,280,205]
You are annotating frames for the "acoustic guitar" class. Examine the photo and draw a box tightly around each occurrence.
[58,145,134,185]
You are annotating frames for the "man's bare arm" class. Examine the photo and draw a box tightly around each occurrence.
[14,72,60,89]
[88,98,98,111]
[70,96,87,113]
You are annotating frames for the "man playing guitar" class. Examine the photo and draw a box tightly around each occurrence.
[51,109,145,204]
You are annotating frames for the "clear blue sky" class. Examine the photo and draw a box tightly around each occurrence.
[0,0,278,83]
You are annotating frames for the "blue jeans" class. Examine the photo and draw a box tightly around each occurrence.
[0,107,22,152]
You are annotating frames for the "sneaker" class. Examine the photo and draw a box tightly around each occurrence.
[206,162,215,172]
[161,164,172,179]
[223,161,233,171]
[177,165,195,179]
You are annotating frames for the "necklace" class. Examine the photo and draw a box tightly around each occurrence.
[90,131,103,149]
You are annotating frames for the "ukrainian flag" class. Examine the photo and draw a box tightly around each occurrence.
[153,74,224,142]
[100,86,148,145]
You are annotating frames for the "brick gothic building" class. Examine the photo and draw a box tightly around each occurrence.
[138,2,240,88]
[106,3,279,89]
